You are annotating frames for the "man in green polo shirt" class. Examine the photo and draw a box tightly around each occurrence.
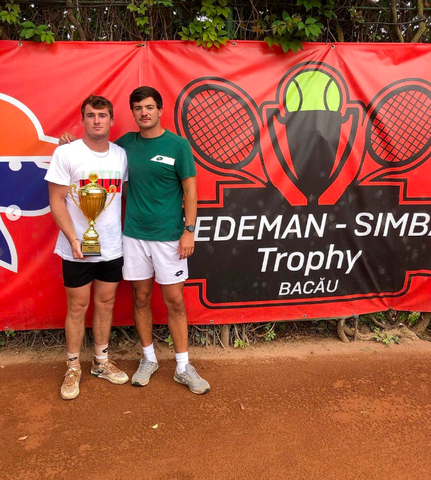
[117,86,210,394]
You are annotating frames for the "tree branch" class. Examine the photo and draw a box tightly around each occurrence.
[65,0,87,40]
[411,0,426,42]
[391,0,405,42]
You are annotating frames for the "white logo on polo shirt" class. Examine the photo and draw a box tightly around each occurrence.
[150,155,175,166]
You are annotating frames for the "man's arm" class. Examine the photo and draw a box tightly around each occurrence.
[58,133,77,145]
[178,176,197,260]
[122,181,128,202]
[48,182,84,259]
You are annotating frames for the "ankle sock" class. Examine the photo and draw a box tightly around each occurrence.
[67,351,81,369]
[143,343,158,364]
[175,351,189,374]
[94,343,109,363]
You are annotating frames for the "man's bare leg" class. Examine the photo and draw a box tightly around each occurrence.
[132,278,154,347]
[61,284,91,400]
[65,283,92,368]
[90,280,128,384]
[92,280,119,347]
[160,282,188,354]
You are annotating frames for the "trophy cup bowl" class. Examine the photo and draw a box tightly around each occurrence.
[69,172,116,256]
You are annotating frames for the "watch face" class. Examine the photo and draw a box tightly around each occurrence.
[185,225,195,232]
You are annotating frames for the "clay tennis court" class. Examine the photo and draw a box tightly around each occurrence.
[1,338,431,480]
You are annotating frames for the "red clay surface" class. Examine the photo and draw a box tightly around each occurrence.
[1,338,431,480]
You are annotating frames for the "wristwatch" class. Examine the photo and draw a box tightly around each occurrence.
[184,225,195,233]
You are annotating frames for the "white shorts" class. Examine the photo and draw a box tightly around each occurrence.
[123,236,188,284]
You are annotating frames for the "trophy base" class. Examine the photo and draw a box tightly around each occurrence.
[81,242,101,256]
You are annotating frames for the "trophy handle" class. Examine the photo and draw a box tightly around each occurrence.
[103,185,117,211]
[318,104,365,205]
[69,184,82,211]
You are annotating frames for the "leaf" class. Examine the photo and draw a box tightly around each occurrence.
[264,36,273,47]
[22,28,36,39]
[324,10,336,19]
[35,25,48,35]
[290,39,304,53]
[151,424,158,429]
[20,21,35,28]
[308,24,322,36]
[281,40,291,53]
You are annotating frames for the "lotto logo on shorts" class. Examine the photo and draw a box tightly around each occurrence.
[175,270,184,277]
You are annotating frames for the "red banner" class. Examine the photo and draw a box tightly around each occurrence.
[1,40,431,330]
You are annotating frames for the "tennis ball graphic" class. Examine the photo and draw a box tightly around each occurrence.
[285,70,341,112]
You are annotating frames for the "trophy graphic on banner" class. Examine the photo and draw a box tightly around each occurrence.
[69,173,116,256]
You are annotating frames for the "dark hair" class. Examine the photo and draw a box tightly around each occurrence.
[81,95,114,119]
[129,86,163,110]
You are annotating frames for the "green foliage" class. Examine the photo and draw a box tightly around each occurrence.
[164,333,174,347]
[20,21,55,44]
[406,311,421,326]
[0,2,55,44]
[191,327,215,345]
[261,0,334,53]
[0,1,428,45]
[128,0,173,36]
[0,327,16,346]
[234,338,249,349]
[179,0,230,49]
[373,327,400,346]
[0,1,20,24]
[263,323,277,342]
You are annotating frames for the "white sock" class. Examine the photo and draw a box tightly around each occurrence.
[94,343,109,363]
[67,351,81,369]
[175,351,189,373]
[143,343,158,364]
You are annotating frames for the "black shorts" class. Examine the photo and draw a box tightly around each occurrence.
[62,257,124,288]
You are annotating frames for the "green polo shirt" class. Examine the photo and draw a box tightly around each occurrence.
[116,129,196,241]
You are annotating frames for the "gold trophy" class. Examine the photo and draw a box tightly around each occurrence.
[69,173,116,256]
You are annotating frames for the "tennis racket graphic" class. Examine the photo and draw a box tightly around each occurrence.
[175,78,267,186]
[359,80,431,185]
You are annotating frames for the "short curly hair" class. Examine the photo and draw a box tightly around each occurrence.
[81,95,114,119]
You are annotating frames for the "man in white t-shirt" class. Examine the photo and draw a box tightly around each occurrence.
[45,95,129,400]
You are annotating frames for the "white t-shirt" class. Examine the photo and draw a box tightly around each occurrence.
[45,139,128,262]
